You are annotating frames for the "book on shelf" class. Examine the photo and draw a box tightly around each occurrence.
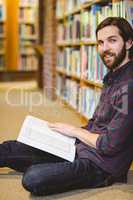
[124,0,133,26]
[19,7,37,22]
[0,3,5,21]
[19,53,38,70]
[65,79,80,110]
[56,74,64,97]
[81,45,88,79]
[56,0,65,18]
[57,23,65,43]
[20,0,37,7]
[17,115,76,162]
[72,13,81,41]
[71,48,81,76]
[66,0,74,13]
[19,24,36,36]
[79,86,101,119]
[81,10,91,41]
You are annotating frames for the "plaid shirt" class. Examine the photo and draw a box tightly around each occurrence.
[76,60,133,176]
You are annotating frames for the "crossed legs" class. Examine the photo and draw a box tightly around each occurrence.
[0,140,109,195]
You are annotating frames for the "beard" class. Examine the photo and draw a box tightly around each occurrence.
[100,44,126,71]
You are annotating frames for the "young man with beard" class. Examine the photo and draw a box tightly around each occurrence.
[0,17,133,196]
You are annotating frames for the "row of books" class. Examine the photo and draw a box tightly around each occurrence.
[78,86,101,119]
[19,7,38,22]
[81,46,107,83]
[19,0,38,71]
[56,0,96,18]
[124,0,133,26]
[19,55,38,71]
[57,46,107,83]
[64,78,80,110]
[57,48,81,77]
[56,74,101,119]
[19,24,37,36]
[0,4,5,21]
[63,0,81,13]
[20,0,38,7]
[57,1,131,42]
[56,0,132,18]
[0,54,4,68]
[56,75,80,110]
[57,14,81,42]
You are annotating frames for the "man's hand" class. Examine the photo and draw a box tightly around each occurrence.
[48,122,99,149]
[48,122,78,137]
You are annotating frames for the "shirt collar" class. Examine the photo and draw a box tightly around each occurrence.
[103,60,133,85]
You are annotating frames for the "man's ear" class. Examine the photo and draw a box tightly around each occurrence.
[126,39,133,50]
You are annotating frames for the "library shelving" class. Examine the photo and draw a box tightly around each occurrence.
[19,0,39,71]
[55,0,133,120]
[0,0,44,86]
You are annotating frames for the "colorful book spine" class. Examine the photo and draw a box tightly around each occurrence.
[79,86,101,119]
[124,0,133,26]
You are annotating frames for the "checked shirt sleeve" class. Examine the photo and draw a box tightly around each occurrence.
[96,80,133,156]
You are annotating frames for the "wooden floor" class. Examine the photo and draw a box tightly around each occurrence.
[0,82,133,200]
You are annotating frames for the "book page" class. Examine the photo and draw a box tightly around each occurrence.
[17,115,76,162]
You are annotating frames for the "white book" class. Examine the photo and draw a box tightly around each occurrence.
[17,115,76,162]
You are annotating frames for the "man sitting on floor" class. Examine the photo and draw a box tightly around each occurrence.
[0,17,133,196]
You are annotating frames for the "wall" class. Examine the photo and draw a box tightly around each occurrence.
[43,0,57,99]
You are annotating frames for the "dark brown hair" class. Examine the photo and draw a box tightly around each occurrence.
[96,17,133,59]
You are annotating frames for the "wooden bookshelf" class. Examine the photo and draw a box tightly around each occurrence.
[0,69,38,81]
[56,0,112,20]
[0,0,44,87]
[55,0,132,119]
[19,0,39,71]
[57,41,97,47]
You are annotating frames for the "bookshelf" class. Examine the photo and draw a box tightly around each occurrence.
[0,0,42,86]
[55,0,133,120]
[19,0,39,71]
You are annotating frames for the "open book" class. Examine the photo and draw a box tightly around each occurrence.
[17,115,76,162]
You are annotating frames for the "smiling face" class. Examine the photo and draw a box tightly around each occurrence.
[97,25,129,71]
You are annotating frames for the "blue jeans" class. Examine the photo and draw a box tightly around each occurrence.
[0,140,110,195]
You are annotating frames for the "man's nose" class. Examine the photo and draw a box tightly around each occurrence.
[103,42,110,52]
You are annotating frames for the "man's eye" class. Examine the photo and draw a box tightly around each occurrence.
[109,39,116,43]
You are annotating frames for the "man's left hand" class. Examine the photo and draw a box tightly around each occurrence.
[48,122,78,138]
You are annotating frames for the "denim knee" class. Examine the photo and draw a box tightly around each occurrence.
[22,165,46,195]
